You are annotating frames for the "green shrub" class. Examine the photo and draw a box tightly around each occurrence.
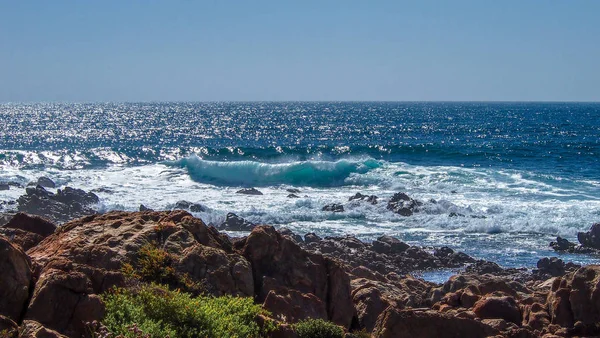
[294,318,344,338]
[102,283,272,338]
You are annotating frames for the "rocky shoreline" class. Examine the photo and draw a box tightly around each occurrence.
[1,181,600,337]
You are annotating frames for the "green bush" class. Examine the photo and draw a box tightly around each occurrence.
[294,318,344,338]
[102,283,272,338]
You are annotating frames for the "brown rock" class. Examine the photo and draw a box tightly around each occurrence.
[372,308,499,338]
[567,265,600,326]
[0,227,44,251]
[263,288,328,323]
[0,315,18,338]
[0,235,32,322]
[238,225,354,328]
[4,213,56,237]
[523,302,550,331]
[19,320,68,338]
[472,296,522,324]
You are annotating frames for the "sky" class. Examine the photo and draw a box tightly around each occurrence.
[1,1,599,102]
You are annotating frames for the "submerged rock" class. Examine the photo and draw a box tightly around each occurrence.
[236,188,263,195]
[174,200,205,212]
[322,203,344,212]
[349,192,378,205]
[387,192,421,216]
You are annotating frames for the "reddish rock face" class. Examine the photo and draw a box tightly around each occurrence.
[0,235,32,323]
[237,225,355,329]
[4,213,57,237]
[472,296,522,324]
[372,308,499,338]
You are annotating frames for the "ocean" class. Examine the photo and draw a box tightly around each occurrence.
[1,102,599,277]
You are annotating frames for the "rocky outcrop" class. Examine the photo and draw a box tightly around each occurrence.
[0,213,56,251]
[16,186,98,224]
[0,235,32,323]
[386,192,421,216]
[235,225,354,328]
[174,200,205,212]
[577,223,600,250]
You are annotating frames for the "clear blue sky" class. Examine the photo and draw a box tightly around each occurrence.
[1,1,599,102]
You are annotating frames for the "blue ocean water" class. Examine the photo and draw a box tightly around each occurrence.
[1,102,599,275]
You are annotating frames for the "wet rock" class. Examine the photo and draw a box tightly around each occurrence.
[577,223,600,250]
[28,177,55,188]
[387,192,421,216]
[219,213,255,231]
[236,188,263,195]
[449,212,465,217]
[174,200,205,212]
[287,194,300,198]
[322,203,344,212]
[16,186,98,224]
[534,257,579,278]
[304,232,321,244]
[139,204,153,211]
[0,235,33,322]
[550,236,576,252]
[286,188,301,194]
[0,184,9,191]
[349,192,378,205]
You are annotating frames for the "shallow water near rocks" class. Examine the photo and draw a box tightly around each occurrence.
[1,102,600,270]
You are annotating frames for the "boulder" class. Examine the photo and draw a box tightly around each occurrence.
[472,296,521,324]
[550,236,576,252]
[279,228,303,244]
[4,212,56,237]
[304,232,321,244]
[287,194,300,198]
[372,308,499,338]
[174,200,205,212]
[236,225,354,328]
[577,223,600,250]
[139,204,153,211]
[322,203,344,212]
[286,188,301,194]
[0,235,33,322]
[0,184,9,191]
[219,212,255,231]
[0,227,44,251]
[372,236,409,254]
[236,188,263,195]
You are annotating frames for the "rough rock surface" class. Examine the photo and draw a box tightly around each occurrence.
[235,225,354,328]
[16,186,98,224]
[0,235,32,322]
[349,192,378,205]
[322,203,344,212]
[386,192,422,216]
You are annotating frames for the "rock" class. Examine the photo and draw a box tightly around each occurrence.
[139,204,153,211]
[219,213,255,231]
[0,235,33,322]
[16,186,98,224]
[174,200,205,212]
[19,320,68,338]
[37,177,56,189]
[386,192,421,216]
[24,210,238,336]
[280,228,303,243]
[372,236,409,254]
[4,212,56,237]
[472,296,522,324]
[567,265,600,329]
[286,188,301,194]
[177,244,254,297]
[0,227,44,251]
[322,203,344,212]
[0,315,18,337]
[236,225,354,328]
[304,232,321,244]
[0,184,9,191]
[349,193,378,205]
[372,308,499,338]
[287,194,300,198]
[577,223,600,250]
[550,236,576,252]
[236,188,263,195]
[536,257,571,277]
